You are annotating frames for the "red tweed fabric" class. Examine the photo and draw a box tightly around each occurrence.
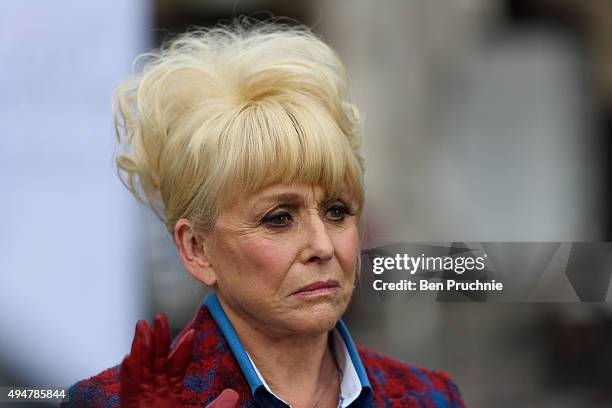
[65,306,466,407]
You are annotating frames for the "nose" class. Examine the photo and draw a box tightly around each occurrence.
[300,212,334,264]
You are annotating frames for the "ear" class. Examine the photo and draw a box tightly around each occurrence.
[174,218,217,286]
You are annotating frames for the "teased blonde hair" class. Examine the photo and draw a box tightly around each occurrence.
[114,19,364,236]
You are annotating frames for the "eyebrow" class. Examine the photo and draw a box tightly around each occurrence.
[251,192,350,212]
[248,193,306,214]
[257,193,306,204]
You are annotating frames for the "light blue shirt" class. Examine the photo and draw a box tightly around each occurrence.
[204,293,373,407]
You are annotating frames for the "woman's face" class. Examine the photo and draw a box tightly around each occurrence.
[204,182,360,337]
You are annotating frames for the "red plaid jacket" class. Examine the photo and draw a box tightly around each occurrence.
[65,305,466,407]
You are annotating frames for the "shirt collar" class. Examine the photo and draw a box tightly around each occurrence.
[204,292,373,407]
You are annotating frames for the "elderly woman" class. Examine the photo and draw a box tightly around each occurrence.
[66,21,465,408]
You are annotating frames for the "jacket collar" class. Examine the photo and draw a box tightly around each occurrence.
[179,301,254,406]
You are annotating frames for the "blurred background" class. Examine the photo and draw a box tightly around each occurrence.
[1,0,612,407]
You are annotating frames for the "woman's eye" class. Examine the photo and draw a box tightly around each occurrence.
[262,211,293,227]
[326,205,348,221]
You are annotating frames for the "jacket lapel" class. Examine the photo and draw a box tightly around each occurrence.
[179,305,256,407]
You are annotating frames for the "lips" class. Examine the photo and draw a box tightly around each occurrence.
[291,280,340,296]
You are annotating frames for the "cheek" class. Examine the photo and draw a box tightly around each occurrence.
[228,235,298,286]
[332,225,360,276]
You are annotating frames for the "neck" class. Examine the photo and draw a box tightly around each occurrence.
[218,297,340,407]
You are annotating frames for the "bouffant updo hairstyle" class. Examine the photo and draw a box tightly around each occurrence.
[113,19,364,236]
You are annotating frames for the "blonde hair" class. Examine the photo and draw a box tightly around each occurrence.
[114,19,364,236]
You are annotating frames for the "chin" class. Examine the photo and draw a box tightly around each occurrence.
[288,301,346,334]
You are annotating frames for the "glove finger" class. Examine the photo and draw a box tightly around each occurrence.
[119,354,134,383]
[152,313,170,372]
[170,313,197,350]
[206,389,240,408]
[168,328,195,371]
[130,320,151,364]
[131,319,154,384]
[153,313,170,357]
[167,328,195,392]
[119,354,141,406]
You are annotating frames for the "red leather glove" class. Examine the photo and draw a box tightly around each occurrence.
[119,313,239,408]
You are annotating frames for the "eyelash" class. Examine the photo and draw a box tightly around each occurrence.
[261,203,355,228]
[262,211,293,227]
[326,204,351,221]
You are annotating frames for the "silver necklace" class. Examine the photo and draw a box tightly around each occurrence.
[311,344,343,408]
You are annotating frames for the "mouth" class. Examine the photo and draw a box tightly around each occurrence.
[290,280,341,298]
